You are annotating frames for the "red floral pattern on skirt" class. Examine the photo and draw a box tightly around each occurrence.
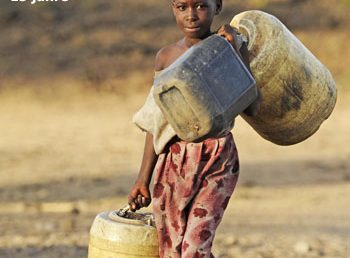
[153,132,239,258]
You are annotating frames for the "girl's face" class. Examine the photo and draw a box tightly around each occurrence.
[172,0,221,40]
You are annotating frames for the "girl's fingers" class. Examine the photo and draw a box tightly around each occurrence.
[129,201,137,211]
[217,24,240,51]
[142,196,150,206]
[137,194,143,207]
[141,196,145,206]
[221,34,238,51]
[128,186,151,210]
[128,192,140,211]
[217,30,225,37]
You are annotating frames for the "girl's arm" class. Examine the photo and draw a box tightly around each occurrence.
[128,132,158,211]
[128,45,168,211]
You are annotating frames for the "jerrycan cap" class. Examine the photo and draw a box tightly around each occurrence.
[108,205,155,227]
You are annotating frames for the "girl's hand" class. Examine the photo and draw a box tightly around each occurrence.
[216,24,240,52]
[128,180,151,211]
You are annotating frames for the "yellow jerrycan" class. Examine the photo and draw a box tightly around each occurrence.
[231,10,337,145]
[88,208,159,258]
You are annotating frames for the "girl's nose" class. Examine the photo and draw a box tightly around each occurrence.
[185,8,198,22]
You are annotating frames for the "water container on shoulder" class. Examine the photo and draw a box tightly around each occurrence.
[88,209,159,258]
[153,34,257,142]
[231,10,337,145]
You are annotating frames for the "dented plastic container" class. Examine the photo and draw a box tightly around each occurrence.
[153,34,257,142]
[88,211,159,258]
[231,10,337,145]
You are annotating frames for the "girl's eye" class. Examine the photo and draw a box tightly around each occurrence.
[177,5,186,11]
[196,4,208,9]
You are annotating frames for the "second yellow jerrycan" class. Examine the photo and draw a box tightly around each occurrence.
[88,208,159,258]
[231,10,337,145]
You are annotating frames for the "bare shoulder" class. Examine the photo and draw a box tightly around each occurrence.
[155,40,186,72]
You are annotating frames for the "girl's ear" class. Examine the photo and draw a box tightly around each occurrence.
[215,0,222,15]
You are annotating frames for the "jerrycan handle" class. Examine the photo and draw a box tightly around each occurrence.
[116,204,130,217]
[109,205,155,227]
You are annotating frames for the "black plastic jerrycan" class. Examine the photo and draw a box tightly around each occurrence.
[153,34,257,142]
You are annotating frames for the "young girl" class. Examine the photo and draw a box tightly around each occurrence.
[128,0,260,257]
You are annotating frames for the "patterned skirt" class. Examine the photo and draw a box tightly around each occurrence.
[153,132,240,258]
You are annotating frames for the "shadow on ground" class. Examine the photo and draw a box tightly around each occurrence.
[0,159,349,202]
[0,246,87,258]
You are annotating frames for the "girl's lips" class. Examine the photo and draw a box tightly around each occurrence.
[185,26,200,32]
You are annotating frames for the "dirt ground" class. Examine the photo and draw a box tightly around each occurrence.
[1,0,349,257]
[0,85,349,258]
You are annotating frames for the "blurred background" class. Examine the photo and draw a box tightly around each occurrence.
[0,0,349,257]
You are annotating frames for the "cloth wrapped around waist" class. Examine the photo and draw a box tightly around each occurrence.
[132,84,177,154]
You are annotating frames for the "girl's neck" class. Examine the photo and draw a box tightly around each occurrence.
[183,30,213,48]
